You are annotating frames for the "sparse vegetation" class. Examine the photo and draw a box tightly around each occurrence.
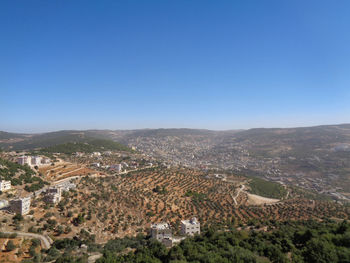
[14,166,347,245]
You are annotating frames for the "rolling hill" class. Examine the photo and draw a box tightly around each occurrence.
[0,124,349,196]
[39,138,132,154]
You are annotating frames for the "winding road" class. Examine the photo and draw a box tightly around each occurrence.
[1,231,53,249]
[232,185,245,205]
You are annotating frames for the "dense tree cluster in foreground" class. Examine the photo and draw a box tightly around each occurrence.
[39,219,350,263]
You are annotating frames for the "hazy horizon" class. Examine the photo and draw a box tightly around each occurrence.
[1,122,350,135]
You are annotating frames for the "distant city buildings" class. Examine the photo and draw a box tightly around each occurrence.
[10,197,31,215]
[110,164,122,173]
[92,162,100,168]
[74,152,84,157]
[180,217,200,236]
[0,180,11,192]
[121,162,129,168]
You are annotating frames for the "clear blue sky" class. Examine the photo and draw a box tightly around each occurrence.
[1,0,349,132]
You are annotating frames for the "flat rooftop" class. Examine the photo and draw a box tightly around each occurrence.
[151,222,171,230]
[181,217,199,226]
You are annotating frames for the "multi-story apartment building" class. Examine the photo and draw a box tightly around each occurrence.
[0,180,11,192]
[31,156,42,166]
[10,197,31,215]
[150,223,172,242]
[44,187,62,204]
[18,155,50,167]
[41,157,51,165]
[180,217,200,236]
[17,156,31,166]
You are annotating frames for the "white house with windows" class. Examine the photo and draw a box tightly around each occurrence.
[0,180,11,192]
[44,187,62,204]
[150,222,172,242]
[31,156,42,166]
[17,156,31,166]
[180,217,200,236]
[10,197,31,215]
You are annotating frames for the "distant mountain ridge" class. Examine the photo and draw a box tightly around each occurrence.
[0,131,27,140]
[0,128,219,150]
[1,124,349,195]
[0,124,349,151]
[39,138,132,154]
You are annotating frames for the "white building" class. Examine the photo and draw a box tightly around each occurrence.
[150,223,172,242]
[55,181,76,192]
[41,157,51,165]
[44,187,62,204]
[17,156,31,166]
[18,155,50,167]
[0,180,11,192]
[0,200,9,209]
[110,164,122,173]
[31,156,42,166]
[10,197,31,215]
[180,217,200,236]
[75,152,84,157]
